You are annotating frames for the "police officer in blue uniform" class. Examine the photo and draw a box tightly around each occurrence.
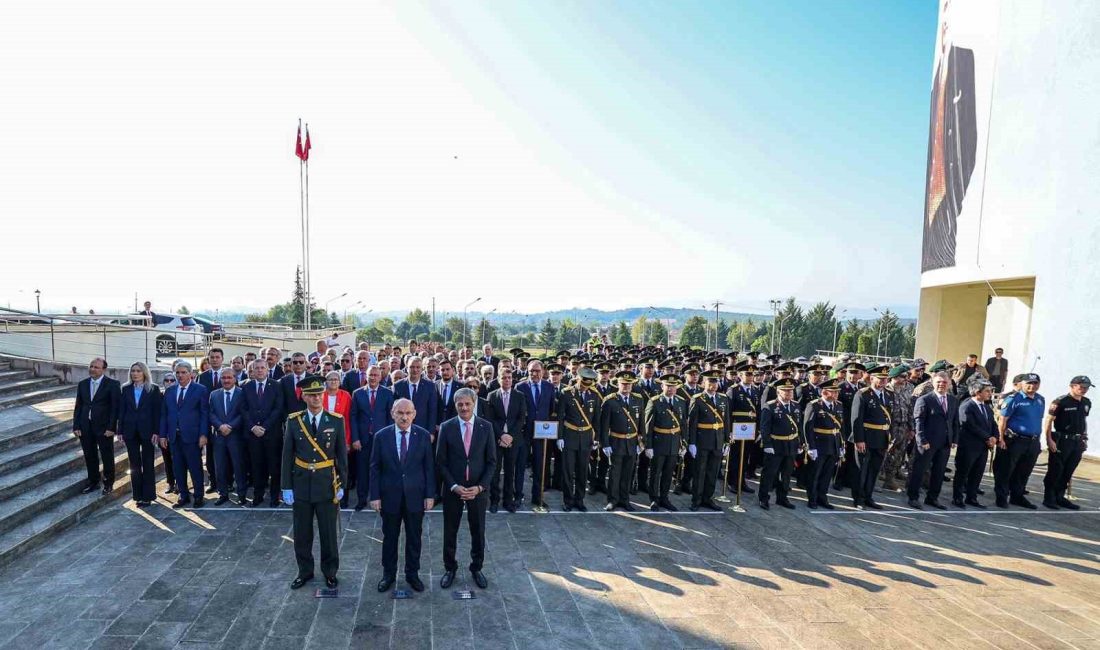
[994,373,1044,509]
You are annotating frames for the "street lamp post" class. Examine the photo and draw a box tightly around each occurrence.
[462,297,481,350]
[322,293,348,326]
[769,299,780,354]
[344,301,364,325]
[872,307,884,357]
[832,308,848,352]
[482,308,497,346]
[34,289,41,314]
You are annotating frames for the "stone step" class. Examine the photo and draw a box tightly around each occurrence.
[0,384,75,412]
[0,437,125,502]
[0,376,58,397]
[0,361,10,371]
[0,444,133,538]
[0,369,35,384]
[0,415,74,454]
[0,430,81,475]
[0,461,157,569]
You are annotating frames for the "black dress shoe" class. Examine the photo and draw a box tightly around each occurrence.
[621,503,637,512]
[248,498,263,508]
[604,503,617,512]
[740,484,755,495]
[165,486,178,495]
[193,498,204,508]
[489,503,499,514]
[440,570,456,589]
[777,500,795,510]
[964,499,986,509]
[807,502,818,510]
[81,484,99,495]
[562,504,573,512]
[1043,500,1060,510]
[704,501,723,511]
[1010,497,1037,510]
[135,501,150,508]
[290,574,314,590]
[1057,498,1080,511]
[471,570,488,589]
[758,501,770,510]
[659,500,677,512]
[172,498,190,509]
[996,497,1008,508]
[649,502,661,512]
[819,501,835,510]
[505,503,517,513]
[354,503,366,512]
[325,576,338,589]
[864,500,883,510]
[269,500,280,508]
[377,576,395,592]
[689,505,700,512]
[587,486,598,495]
[907,499,923,509]
[406,575,425,592]
[976,487,985,495]
[215,496,229,506]
[205,485,218,495]
[924,500,946,510]
[102,484,113,495]
[576,503,588,512]
[951,499,966,508]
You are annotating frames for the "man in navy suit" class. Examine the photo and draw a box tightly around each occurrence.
[72,357,122,495]
[160,361,210,507]
[392,357,439,437]
[909,374,960,509]
[263,346,285,381]
[243,360,285,507]
[369,398,435,593]
[954,377,997,507]
[351,366,394,511]
[517,360,556,508]
[210,368,247,505]
[486,368,528,513]
[280,352,310,415]
[197,347,228,495]
[342,350,372,395]
[436,388,496,590]
[437,359,463,424]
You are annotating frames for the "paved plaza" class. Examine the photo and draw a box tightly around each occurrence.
[1,463,1098,650]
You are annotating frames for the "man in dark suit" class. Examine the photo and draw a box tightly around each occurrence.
[480,344,500,371]
[350,366,394,511]
[909,374,960,509]
[262,346,285,381]
[209,368,247,505]
[280,352,310,415]
[160,361,210,507]
[392,356,439,437]
[243,360,285,507]
[437,359,463,423]
[955,377,997,508]
[516,361,556,508]
[72,357,122,495]
[369,397,435,593]
[487,368,527,513]
[197,347,228,495]
[436,388,496,590]
[342,350,372,395]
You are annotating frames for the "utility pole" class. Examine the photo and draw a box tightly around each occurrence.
[769,299,780,354]
[431,297,435,332]
[712,301,722,350]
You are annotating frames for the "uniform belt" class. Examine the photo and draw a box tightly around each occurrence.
[1054,431,1084,438]
[610,431,637,439]
[812,428,839,435]
[697,423,723,430]
[563,421,593,432]
[653,427,680,435]
[294,458,335,471]
[730,411,755,417]
[862,423,889,431]
[770,433,798,441]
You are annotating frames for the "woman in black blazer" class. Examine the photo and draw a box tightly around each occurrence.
[117,362,162,506]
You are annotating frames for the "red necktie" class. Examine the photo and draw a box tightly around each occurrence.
[360,371,367,387]
[369,389,376,410]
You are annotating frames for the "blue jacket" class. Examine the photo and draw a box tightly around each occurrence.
[210,386,245,435]
[913,391,959,449]
[368,424,435,514]
[518,378,556,439]
[160,382,210,444]
[392,379,439,433]
[242,378,284,433]
[350,384,394,446]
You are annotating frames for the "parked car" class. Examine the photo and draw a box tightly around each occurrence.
[191,315,224,336]
[113,313,205,356]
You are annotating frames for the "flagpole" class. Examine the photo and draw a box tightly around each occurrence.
[304,125,312,332]
[297,119,309,331]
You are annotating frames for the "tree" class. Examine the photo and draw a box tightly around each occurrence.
[373,317,396,340]
[611,321,632,347]
[836,320,862,354]
[538,318,558,350]
[716,319,731,350]
[631,316,649,346]
[775,298,805,357]
[443,316,465,345]
[473,318,497,347]
[801,302,838,357]
[402,308,431,340]
[178,305,190,315]
[679,316,708,348]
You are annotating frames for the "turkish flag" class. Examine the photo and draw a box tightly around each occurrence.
[295,123,305,161]
[303,125,312,162]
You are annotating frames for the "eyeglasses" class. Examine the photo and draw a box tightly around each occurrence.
[163,378,176,384]
[292,360,306,365]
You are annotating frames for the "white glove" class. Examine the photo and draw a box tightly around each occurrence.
[635,445,642,455]
[602,446,612,458]
[336,489,344,501]
[722,445,729,457]
[763,447,775,455]
[808,449,818,461]
[556,439,565,451]
[688,444,697,458]
[645,448,654,459]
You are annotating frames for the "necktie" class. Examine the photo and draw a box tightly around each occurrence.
[533,383,540,404]
[224,391,230,416]
[444,383,451,405]
[90,380,98,402]
[360,371,366,387]
[400,430,407,463]
[940,395,947,413]
[310,415,319,436]
[463,421,472,481]
[177,387,185,407]
[502,390,510,412]
[258,381,264,400]
[369,389,376,411]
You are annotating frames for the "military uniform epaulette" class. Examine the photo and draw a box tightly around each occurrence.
[325,410,344,419]
[765,399,777,408]
[289,409,306,418]
[809,398,822,406]
[602,392,624,403]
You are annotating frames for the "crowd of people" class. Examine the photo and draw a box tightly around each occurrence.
[69,338,1091,591]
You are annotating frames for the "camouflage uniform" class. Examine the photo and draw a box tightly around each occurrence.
[881,382,914,490]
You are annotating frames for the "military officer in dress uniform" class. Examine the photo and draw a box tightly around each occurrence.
[557,367,601,512]
[725,362,758,495]
[599,370,644,511]
[675,363,704,495]
[631,359,661,494]
[850,365,893,509]
[281,375,348,590]
[803,378,844,509]
[834,362,864,491]
[758,378,802,510]
[687,370,729,511]
[587,361,617,495]
[644,373,686,511]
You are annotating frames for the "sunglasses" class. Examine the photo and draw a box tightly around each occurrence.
[292,360,306,365]
[163,378,176,384]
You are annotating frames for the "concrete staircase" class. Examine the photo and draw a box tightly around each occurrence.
[0,359,147,568]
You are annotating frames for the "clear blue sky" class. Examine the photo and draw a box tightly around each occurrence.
[0,1,938,316]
